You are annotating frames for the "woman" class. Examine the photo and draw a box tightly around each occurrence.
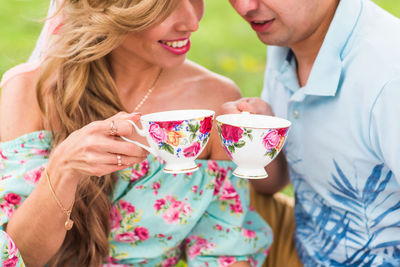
[0,0,272,266]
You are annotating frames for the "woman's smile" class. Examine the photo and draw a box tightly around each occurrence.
[158,37,191,55]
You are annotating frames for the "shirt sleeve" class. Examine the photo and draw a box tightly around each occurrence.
[184,165,272,267]
[0,131,51,266]
[369,78,400,183]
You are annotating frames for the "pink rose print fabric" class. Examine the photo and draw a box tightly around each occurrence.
[0,233,23,267]
[0,131,272,266]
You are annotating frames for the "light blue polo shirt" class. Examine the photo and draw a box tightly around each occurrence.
[261,0,400,266]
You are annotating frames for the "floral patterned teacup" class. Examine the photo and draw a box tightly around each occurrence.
[122,109,215,174]
[216,113,291,179]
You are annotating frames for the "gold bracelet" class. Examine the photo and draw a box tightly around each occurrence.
[44,168,75,231]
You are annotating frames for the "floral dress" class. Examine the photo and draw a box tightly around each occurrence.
[0,131,272,267]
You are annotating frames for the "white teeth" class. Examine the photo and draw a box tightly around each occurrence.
[161,39,189,48]
[254,20,267,24]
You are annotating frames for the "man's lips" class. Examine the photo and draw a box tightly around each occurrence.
[250,19,275,32]
[158,38,191,55]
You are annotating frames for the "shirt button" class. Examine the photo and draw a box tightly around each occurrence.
[292,110,300,119]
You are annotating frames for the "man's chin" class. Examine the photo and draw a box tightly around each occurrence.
[256,33,289,47]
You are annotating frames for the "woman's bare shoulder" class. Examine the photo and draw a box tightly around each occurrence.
[0,69,43,141]
[180,60,242,103]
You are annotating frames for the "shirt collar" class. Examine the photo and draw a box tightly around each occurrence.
[277,49,300,94]
[304,0,363,96]
[276,0,363,97]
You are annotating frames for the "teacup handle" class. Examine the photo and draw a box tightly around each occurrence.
[120,120,158,156]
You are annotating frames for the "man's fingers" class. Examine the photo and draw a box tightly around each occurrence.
[221,98,256,114]
[221,100,246,114]
[237,100,256,113]
[237,97,273,115]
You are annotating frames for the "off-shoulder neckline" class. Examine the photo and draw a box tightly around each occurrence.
[1,130,52,149]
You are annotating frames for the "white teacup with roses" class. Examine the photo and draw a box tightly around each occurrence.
[122,109,215,174]
[216,113,291,179]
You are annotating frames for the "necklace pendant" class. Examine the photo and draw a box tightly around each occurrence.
[65,218,74,230]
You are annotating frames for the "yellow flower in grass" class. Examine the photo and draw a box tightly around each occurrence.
[220,56,237,73]
[167,131,185,147]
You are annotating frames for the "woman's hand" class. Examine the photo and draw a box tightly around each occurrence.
[221,97,274,116]
[47,112,149,183]
[6,112,148,267]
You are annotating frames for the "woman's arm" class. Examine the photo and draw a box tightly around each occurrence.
[1,74,147,266]
[1,73,71,266]
[0,71,43,142]
[5,161,80,267]
[231,262,251,267]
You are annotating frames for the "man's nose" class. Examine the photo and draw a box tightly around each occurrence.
[230,0,259,17]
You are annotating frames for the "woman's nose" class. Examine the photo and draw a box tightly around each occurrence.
[175,0,202,33]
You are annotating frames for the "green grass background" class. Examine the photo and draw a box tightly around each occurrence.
[0,1,399,197]
[2,0,399,96]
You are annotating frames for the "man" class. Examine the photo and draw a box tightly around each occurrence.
[224,0,400,266]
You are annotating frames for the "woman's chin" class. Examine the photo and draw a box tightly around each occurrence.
[159,56,187,69]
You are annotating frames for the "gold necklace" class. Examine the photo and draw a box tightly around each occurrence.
[134,68,163,112]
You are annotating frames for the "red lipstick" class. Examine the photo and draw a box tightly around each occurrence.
[159,38,191,56]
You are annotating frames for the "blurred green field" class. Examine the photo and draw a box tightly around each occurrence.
[1,0,399,97]
[0,0,267,97]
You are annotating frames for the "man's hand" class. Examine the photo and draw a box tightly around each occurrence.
[221,97,274,115]
[221,97,290,195]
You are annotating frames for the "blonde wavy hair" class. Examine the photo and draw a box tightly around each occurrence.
[36,0,180,266]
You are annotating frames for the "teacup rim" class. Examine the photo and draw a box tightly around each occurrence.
[216,113,291,129]
[141,109,215,122]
